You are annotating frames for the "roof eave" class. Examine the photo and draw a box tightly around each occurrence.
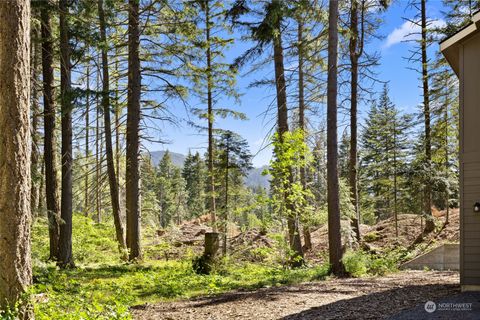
[440,11,480,76]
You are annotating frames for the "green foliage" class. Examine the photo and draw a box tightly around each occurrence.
[316,178,356,226]
[342,250,369,277]
[268,129,314,222]
[33,214,119,266]
[31,213,333,319]
[141,152,187,227]
[342,249,400,277]
[363,231,381,243]
[182,152,207,218]
[360,84,413,220]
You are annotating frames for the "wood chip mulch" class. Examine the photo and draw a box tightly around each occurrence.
[132,270,459,320]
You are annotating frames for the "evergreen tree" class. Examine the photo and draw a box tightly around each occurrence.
[183,152,207,219]
[215,131,253,255]
[187,0,241,232]
[0,0,32,314]
[429,53,460,223]
[338,131,350,180]
[360,85,413,236]
[157,152,187,227]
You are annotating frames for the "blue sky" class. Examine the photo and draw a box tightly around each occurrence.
[145,0,450,167]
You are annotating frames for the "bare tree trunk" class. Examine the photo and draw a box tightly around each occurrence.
[223,148,229,256]
[98,0,126,252]
[205,0,217,231]
[0,0,33,316]
[349,0,363,242]
[421,0,434,234]
[126,0,142,260]
[327,0,345,276]
[115,54,121,187]
[40,3,60,261]
[85,64,90,216]
[39,158,45,212]
[31,20,41,217]
[96,71,101,223]
[297,19,312,251]
[273,12,304,267]
[393,120,398,238]
[58,0,75,268]
[444,82,449,225]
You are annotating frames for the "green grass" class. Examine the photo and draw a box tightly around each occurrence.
[30,214,330,319]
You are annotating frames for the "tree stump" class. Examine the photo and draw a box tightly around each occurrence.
[193,232,219,274]
[204,232,219,256]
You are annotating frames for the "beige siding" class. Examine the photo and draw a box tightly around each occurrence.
[461,33,480,286]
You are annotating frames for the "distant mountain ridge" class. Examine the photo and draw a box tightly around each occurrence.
[148,150,270,189]
[149,150,186,168]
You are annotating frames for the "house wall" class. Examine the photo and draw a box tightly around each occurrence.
[460,32,480,288]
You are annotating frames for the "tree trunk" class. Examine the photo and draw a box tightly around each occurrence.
[96,66,102,224]
[444,80,449,225]
[223,148,229,256]
[205,0,217,232]
[0,0,33,315]
[85,64,90,216]
[31,20,41,217]
[298,19,312,251]
[115,53,121,187]
[349,0,362,242]
[421,0,434,234]
[40,3,60,261]
[393,121,398,238]
[58,0,75,269]
[126,0,142,260]
[273,14,304,267]
[98,0,127,252]
[327,0,345,276]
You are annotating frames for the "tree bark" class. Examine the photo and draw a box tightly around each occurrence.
[205,0,217,232]
[421,0,434,234]
[393,120,398,238]
[348,0,364,242]
[298,19,312,251]
[0,0,33,315]
[85,64,90,216]
[98,0,127,252]
[126,0,142,260]
[31,19,41,217]
[273,12,304,267]
[223,147,229,256]
[444,78,449,225]
[58,0,75,268]
[327,0,345,276]
[40,3,60,261]
[96,70,101,223]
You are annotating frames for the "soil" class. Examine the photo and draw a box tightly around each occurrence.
[132,270,459,320]
[306,208,459,263]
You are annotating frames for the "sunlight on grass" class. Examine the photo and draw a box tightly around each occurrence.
[31,214,330,319]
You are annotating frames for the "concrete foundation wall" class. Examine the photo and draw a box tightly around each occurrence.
[400,243,459,271]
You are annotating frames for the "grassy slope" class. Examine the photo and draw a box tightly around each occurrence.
[31,215,329,319]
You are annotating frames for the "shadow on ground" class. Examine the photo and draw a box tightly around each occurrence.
[278,284,459,320]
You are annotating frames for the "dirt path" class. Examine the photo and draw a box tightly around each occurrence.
[132,271,459,320]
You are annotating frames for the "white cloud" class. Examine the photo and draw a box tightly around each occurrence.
[383,19,446,49]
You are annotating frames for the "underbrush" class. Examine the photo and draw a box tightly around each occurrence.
[30,214,330,319]
[342,248,405,277]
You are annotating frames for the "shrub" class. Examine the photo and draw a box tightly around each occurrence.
[343,250,369,277]
[363,231,380,243]
[343,249,400,277]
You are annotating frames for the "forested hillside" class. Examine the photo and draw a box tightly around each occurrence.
[0,0,473,319]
